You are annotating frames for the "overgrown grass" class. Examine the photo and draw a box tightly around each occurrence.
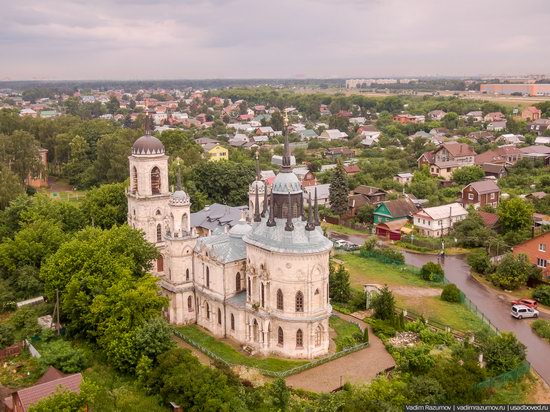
[482,374,535,404]
[0,350,45,388]
[329,315,364,351]
[323,223,370,237]
[531,319,550,342]
[175,325,307,372]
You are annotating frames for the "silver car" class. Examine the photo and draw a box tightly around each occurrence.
[511,304,539,319]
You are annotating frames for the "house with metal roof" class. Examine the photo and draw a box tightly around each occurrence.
[413,202,468,237]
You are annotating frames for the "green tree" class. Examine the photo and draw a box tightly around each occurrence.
[270,111,284,131]
[39,340,88,373]
[452,165,485,186]
[371,285,396,321]
[489,253,539,290]
[28,380,98,412]
[329,161,349,216]
[105,96,120,114]
[481,332,526,375]
[498,197,534,234]
[0,131,43,183]
[419,262,445,282]
[467,249,493,275]
[441,283,462,303]
[410,167,438,199]
[0,323,15,349]
[0,164,25,209]
[329,263,352,303]
[92,131,133,184]
[452,210,496,248]
[63,135,93,188]
[82,182,127,228]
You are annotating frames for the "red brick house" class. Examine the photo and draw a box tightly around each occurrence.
[521,106,542,122]
[461,180,500,209]
[513,231,550,279]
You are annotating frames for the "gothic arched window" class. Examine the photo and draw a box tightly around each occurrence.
[186,268,190,281]
[296,329,303,348]
[295,291,304,312]
[187,296,193,312]
[277,289,284,310]
[156,224,162,242]
[231,313,235,330]
[247,277,251,298]
[261,283,265,308]
[157,255,164,272]
[236,272,241,292]
[206,302,210,319]
[218,308,222,325]
[206,267,210,288]
[151,166,161,194]
[132,166,138,193]
[315,325,322,346]
[278,327,284,346]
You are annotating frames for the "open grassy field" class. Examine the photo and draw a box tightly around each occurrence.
[175,325,307,372]
[323,222,370,237]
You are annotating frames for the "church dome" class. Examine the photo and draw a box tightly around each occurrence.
[229,220,252,238]
[271,172,301,194]
[132,135,165,155]
[169,189,190,206]
[249,179,266,194]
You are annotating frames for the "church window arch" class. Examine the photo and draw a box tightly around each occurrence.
[151,166,161,194]
[295,291,304,312]
[182,213,188,231]
[218,308,222,325]
[157,255,164,272]
[261,283,265,308]
[236,272,241,291]
[277,289,284,310]
[253,319,259,342]
[206,267,210,288]
[155,209,162,215]
[231,313,235,330]
[278,327,284,346]
[315,325,323,347]
[156,224,162,242]
[132,166,138,193]
[206,302,210,319]
[247,277,251,298]
[186,268,190,281]
[296,329,303,348]
[187,296,193,312]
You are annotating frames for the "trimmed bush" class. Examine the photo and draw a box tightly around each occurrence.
[420,262,445,282]
[533,285,550,306]
[441,283,462,303]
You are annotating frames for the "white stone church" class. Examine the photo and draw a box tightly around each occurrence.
[127,129,333,359]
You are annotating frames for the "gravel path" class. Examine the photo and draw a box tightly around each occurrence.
[286,313,395,393]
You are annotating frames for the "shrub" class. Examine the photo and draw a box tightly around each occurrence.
[467,250,493,275]
[481,332,526,375]
[441,283,462,303]
[533,285,550,306]
[363,237,377,251]
[420,262,444,282]
[39,340,88,373]
[531,319,550,341]
[368,319,397,338]
[489,253,532,290]
[0,324,15,349]
[393,344,435,374]
[9,307,41,339]
[377,247,405,264]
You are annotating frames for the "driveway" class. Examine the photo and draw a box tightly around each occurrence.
[286,313,395,392]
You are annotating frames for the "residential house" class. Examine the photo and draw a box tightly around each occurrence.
[375,219,409,241]
[349,117,367,125]
[474,146,522,166]
[527,192,546,201]
[468,131,495,142]
[292,167,317,187]
[513,231,550,279]
[351,185,387,207]
[461,180,501,209]
[481,163,508,179]
[521,106,542,121]
[413,203,468,237]
[324,147,354,160]
[410,130,432,140]
[418,142,476,180]
[320,104,331,116]
[228,133,249,146]
[196,139,229,161]
[394,172,413,185]
[465,111,483,122]
[484,112,505,122]
[427,110,447,121]
[430,128,449,136]
[487,120,507,132]
[271,155,296,166]
[343,164,361,176]
[528,119,550,136]
[3,371,83,412]
[19,108,37,117]
[519,145,550,164]
[256,126,275,137]
[252,135,269,144]
[303,184,331,206]
[319,129,348,141]
[478,210,499,230]
[498,134,524,145]
[373,198,418,224]
[298,129,319,140]
[535,136,550,145]
[393,114,425,124]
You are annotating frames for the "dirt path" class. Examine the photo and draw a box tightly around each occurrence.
[286,313,395,393]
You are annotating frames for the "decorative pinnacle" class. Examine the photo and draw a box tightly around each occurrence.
[285,191,294,232]
[314,187,320,226]
[254,185,261,222]
[281,109,292,172]
[261,182,268,218]
[255,150,260,181]
[267,184,276,227]
[175,157,182,191]
[306,192,315,231]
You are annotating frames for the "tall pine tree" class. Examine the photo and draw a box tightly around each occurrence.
[329,160,349,216]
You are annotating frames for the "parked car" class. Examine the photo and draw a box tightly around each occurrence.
[343,242,360,251]
[333,239,347,249]
[511,298,538,309]
[511,304,539,319]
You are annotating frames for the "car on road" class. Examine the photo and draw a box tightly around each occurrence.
[511,298,538,309]
[332,239,347,249]
[511,304,539,319]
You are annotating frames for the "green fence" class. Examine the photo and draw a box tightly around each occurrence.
[173,328,368,378]
[476,361,531,390]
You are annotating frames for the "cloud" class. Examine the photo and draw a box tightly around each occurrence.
[0,0,549,79]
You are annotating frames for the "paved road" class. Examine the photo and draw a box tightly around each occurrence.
[330,230,550,385]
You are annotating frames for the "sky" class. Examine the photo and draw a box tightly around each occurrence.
[1,0,549,80]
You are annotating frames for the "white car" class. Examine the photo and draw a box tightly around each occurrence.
[511,304,539,319]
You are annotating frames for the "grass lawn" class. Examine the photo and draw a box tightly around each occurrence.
[394,295,487,332]
[0,350,45,389]
[323,223,370,237]
[175,325,307,373]
[337,253,432,288]
[329,315,364,351]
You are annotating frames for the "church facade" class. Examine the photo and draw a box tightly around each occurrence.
[127,130,332,359]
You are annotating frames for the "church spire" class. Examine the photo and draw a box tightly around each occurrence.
[267,185,276,227]
[314,187,320,226]
[261,183,268,218]
[175,157,183,191]
[285,191,294,232]
[305,192,315,231]
[281,109,292,173]
[255,150,261,181]
[254,185,261,222]
[144,111,152,136]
